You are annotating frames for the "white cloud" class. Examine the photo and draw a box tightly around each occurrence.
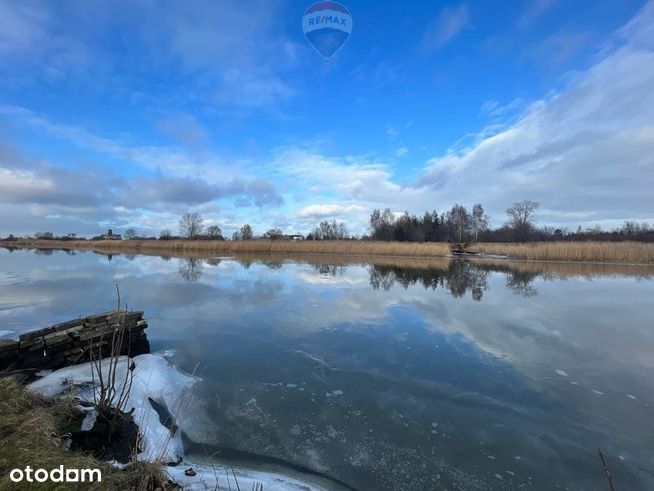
[416,2,654,228]
[298,204,366,219]
[386,125,399,139]
[0,0,299,108]
[0,0,91,80]
[422,4,470,51]
[518,0,559,27]
[1,3,654,236]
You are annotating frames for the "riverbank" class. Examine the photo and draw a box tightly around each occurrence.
[4,239,654,263]
[0,376,166,490]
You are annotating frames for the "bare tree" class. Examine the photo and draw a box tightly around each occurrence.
[160,229,172,240]
[470,203,489,241]
[369,208,396,241]
[506,200,539,240]
[263,228,283,239]
[206,225,222,238]
[311,220,349,240]
[179,212,204,239]
[233,224,254,240]
[240,224,254,240]
[447,204,470,244]
[621,220,640,235]
[124,228,137,240]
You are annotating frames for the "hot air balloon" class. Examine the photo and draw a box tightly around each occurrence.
[302,1,352,61]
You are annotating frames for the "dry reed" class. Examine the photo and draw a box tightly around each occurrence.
[9,239,654,263]
[13,239,452,258]
[468,241,654,264]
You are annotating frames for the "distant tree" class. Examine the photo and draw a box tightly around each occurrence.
[160,229,172,240]
[35,232,54,240]
[335,221,348,239]
[369,208,396,241]
[232,224,254,241]
[422,211,441,241]
[206,225,223,238]
[263,228,284,240]
[446,204,470,243]
[179,212,204,239]
[239,224,254,240]
[393,212,423,242]
[470,203,489,241]
[506,200,540,240]
[311,220,349,240]
[124,228,138,240]
[621,220,640,235]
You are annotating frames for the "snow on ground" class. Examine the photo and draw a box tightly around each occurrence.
[168,464,335,491]
[28,353,334,490]
[29,353,189,461]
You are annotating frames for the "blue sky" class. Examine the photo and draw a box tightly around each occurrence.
[0,0,652,237]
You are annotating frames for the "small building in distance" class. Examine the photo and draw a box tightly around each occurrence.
[93,228,122,240]
[282,234,304,241]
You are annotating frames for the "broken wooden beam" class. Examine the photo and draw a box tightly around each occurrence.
[0,311,150,371]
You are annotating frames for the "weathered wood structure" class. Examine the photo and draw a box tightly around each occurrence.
[0,311,149,371]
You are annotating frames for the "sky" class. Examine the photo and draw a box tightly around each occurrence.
[0,0,652,238]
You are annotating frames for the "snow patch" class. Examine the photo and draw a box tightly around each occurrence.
[29,354,194,462]
[29,353,334,490]
[81,410,98,431]
[167,464,334,491]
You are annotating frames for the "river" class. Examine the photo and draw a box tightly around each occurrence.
[1,247,653,490]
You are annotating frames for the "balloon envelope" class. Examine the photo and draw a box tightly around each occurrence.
[302,1,352,60]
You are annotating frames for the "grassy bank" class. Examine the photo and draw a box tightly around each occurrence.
[0,377,164,490]
[468,241,654,263]
[6,239,654,263]
[10,239,451,258]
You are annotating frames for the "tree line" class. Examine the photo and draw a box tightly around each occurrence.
[2,201,653,243]
[366,201,654,243]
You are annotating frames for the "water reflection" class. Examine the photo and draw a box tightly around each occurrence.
[1,248,654,489]
[369,261,491,300]
[176,256,534,301]
[178,257,204,281]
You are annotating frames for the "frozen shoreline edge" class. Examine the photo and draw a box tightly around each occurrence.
[28,353,343,491]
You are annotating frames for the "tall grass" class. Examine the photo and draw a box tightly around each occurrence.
[10,239,654,263]
[0,377,165,490]
[18,239,453,258]
[468,241,654,263]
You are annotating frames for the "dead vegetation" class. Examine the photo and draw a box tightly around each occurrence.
[0,376,167,490]
[8,239,654,263]
[468,241,654,263]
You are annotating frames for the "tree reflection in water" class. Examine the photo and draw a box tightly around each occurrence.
[178,257,204,281]
[314,264,347,277]
[504,270,541,297]
[171,256,591,295]
[367,260,549,300]
[369,260,491,300]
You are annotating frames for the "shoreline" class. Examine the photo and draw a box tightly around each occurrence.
[3,239,654,265]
